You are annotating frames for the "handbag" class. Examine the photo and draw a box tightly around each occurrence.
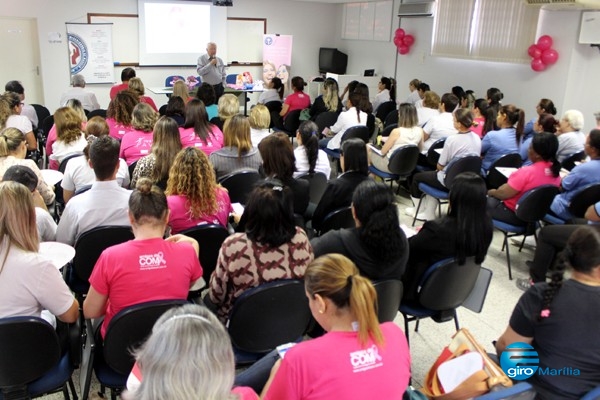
[421,328,512,400]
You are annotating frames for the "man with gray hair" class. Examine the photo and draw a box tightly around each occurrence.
[59,74,101,111]
[197,42,226,100]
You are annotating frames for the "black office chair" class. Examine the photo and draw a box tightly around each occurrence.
[375,101,397,124]
[0,316,77,400]
[180,224,230,284]
[218,169,261,205]
[81,300,188,400]
[383,110,399,127]
[210,116,224,131]
[544,183,600,225]
[314,111,339,135]
[228,280,311,364]
[486,153,523,189]
[561,150,585,171]
[493,185,559,279]
[415,137,446,173]
[369,144,420,193]
[399,257,481,345]
[281,109,302,139]
[264,101,283,129]
[372,279,403,323]
[87,109,107,119]
[317,206,355,236]
[323,125,370,160]
[297,172,328,204]
[31,104,51,127]
[378,123,397,138]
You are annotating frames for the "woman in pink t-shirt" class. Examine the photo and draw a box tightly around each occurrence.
[119,103,158,166]
[487,132,561,225]
[261,254,411,400]
[106,90,139,140]
[165,147,232,234]
[279,76,311,120]
[178,98,224,155]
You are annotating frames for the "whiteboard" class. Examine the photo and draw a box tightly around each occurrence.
[227,18,266,64]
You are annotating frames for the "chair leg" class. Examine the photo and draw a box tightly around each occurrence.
[63,384,71,400]
[68,377,78,400]
[454,311,460,331]
[505,235,513,280]
[412,195,425,227]
[519,235,526,252]
[403,314,410,346]
[415,318,420,332]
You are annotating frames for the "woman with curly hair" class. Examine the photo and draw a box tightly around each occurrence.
[179,99,224,155]
[165,147,232,234]
[119,103,158,165]
[50,107,87,166]
[131,116,182,190]
[106,90,139,140]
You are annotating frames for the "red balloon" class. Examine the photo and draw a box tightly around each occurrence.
[393,36,403,47]
[403,34,415,47]
[541,48,559,65]
[531,58,546,72]
[398,45,410,55]
[537,35,553,51]
[395,28,405,39]
[527,44,542,59]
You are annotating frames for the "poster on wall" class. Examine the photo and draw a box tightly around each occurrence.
[262,34,293,90]
[66,23,115,84]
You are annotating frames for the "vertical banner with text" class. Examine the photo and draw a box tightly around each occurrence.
[262,35,293,90]
[66,23,115,84]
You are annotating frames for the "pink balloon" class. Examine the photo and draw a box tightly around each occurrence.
[403,35,415,47]
[531,58,546,72]
[398,45,410,55]
[541,48,559,65]
[527,44,542,59]
[393,36,403,47]
[537,35,553,51]
[395,28,405,39]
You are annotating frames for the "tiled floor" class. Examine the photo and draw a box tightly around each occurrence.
[41,188,536,399]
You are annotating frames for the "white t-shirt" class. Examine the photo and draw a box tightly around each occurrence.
[327,107,368,150]
[36,208,57,242]
[61,156,130,192]
[417,107,439,127]
[557,131,586,163]
[422,112,457,152]
[437,131,482,184]
[250,128,271,148]
[257,89,282,104]
[293,146,332,179]
[6,114,33,135]
[50,133,87,165]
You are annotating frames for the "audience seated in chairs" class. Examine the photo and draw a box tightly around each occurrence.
[106,90,139,141]
[180,98,224,155]
[165,147,232,234]
[0,181,78,350]
[402,172,492,301]
[496,226,600,399]
[206,180,313,323]
[311,180,408,280]
[421,93,459,157]
[249,104,272,148]
[83,178,202,339]
[46,98,88,170]
[120,103,158,166]
[293,120,331,179]
[481,104,525,173]
[131,116,182,190]
[487,132,561,227]
[56,135,131,245]
[312,138,371,231]
[49,106,88,167]
[3,165,56,241]
[279,76,310,121]
[308,78,342,121]
[122,304,258,400]
[319,92,367,151]
[209,114,262,180]
[62,117,129,203]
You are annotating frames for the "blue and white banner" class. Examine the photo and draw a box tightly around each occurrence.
[66,23,114,84]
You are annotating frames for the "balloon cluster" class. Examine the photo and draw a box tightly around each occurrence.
[393,28,415,55]
[528,35,559,72]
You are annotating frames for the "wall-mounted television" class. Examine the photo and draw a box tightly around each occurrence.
[319,47,348,74]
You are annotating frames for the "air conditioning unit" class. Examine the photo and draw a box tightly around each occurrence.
[398,0,435,18]
[525,0,600,10]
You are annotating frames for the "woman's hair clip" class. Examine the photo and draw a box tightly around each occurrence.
[272,185,283,191]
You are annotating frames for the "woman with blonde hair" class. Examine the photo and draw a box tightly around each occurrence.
[120,103,158,166]
[166,147,232,233]
[260,254,410,399]
[249,104,271,147]
[209,115,262,179]
[215,93,240,131]
[128,77,158,112]
[131,116,182,189]
[106,90,139,140]
[172,80,193,103]
[50,107,87,166]
[309,78,342,120]
[179,99,224,155]
[0,127,54,205]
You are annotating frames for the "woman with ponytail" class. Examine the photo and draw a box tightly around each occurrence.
[487,132,561,226]
[496,226,600,400]
[311,180,408,280]
[293,120,331,178]
[481,104,525,172]
[372,77,396,113]
[320,92,367,151]
[261,254,411,399]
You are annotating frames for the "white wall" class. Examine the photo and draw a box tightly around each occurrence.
[335,1,600,130]
[1,0,338,112]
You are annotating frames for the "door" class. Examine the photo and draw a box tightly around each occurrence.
[0,17,44,104]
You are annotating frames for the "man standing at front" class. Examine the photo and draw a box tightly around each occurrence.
[197,42,226,101]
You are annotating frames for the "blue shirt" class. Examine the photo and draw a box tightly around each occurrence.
[481,128,520,172]
[550,159,600,220]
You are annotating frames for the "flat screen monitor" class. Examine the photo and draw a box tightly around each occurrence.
[319,47,348,75]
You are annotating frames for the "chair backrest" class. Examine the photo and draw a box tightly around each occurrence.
[40,115,55,139]
[379,123,397,138]
[443,155,482,188]
[388,145,420,177]
[0,317,60,387]
[486,153,523,189]
[561,150,586,171]
[165,75,184,87]
[225,74,237,84]
[319,206,355,235]
[383,110,399,127]
[514,185,560,223]
[72,226,134,283]
[375,101,397,123]
[103,299,189,375]
[418,257,481,311]
[58,154,83,174]
[31,104,50,127]
[283,109,302,135]
[426,137,447,166]
[314,111,339,135]
[568,183,600,218]
[128,161,138,179]
[74,184,92,197]
[264,101,282,114]
[297,172,328,204]
[56,154,85,205]
[228,280,311,353]
[218,169,261,205]
[180,224,230,282]
[461,267,493,313]
[341,125,370,143]
[87,109,107,119]
[366,114,376,136]
[372,280,403,323]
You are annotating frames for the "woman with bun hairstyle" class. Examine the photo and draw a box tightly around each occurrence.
[257,77,284,105]
[260,254,410,399]
[293,120,331,178]
[523,98,557,141]
[179,98,224,155]
[279,76,310,120]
